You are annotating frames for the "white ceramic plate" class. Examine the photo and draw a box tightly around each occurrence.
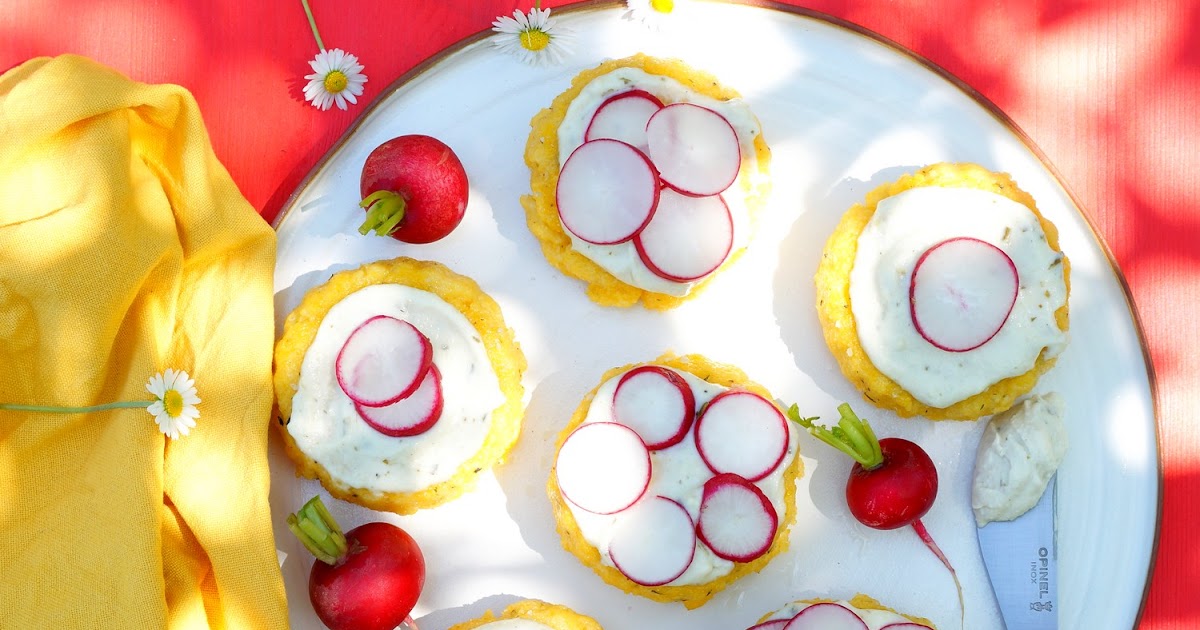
[270,2,1159,629]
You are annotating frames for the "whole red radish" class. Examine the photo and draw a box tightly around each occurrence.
[787,403,962,623]
[359,134,469,244]
[287,496,425,630]
[846,437,937,529]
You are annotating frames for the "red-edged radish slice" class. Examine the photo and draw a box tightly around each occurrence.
[783,603,868,630]
[584,90,664,153]
[909,236,1019,352]
[607,495,697,586]
[747,620,791,630]
[694,390,790,481]
[696,472,779,562]
[335,315,433,407]
[633,188,733,282]
[879,624,934,630]
[555,422,652,515]
[645,102,742,197]
[355,365,444,437]
[612,366,696,451]
[556,139,661,245]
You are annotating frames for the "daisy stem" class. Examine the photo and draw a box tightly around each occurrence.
[299,0,326,51]
[0,400,150,414]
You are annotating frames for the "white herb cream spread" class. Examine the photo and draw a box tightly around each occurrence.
[473,620,555,630]
[557,67,767,296]
[849,186,1068,407]
[566,367,798,586]
[972,393,1068,526]
[761,600,930,629]
[288,284,505,492]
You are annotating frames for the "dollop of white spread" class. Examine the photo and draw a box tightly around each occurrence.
[565,367,798,586]
[288,284,506,492]
[557,67,767,296]
[473,619,555,630]
[972,393,1068,526]
[849,186,1069,407]
[762,600,930,629]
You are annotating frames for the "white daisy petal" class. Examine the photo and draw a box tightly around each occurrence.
[302,49,369,112]
[492,15,520,33]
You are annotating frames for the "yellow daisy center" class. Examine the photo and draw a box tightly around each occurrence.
[324,70,348,93]
[163,389,184,418]
[650,0,674,14]
[520,29,551,52]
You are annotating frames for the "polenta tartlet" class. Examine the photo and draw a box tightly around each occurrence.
[273,257,526,514]
[447,599,602,630]
[522,54,772,310]
[548,353,801,610]
[748,593,935,629]
[814,163,1070,421]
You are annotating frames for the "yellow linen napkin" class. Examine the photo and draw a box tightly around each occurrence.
[0,55,288,629]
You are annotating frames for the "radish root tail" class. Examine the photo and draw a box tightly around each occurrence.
[912,518,964,629]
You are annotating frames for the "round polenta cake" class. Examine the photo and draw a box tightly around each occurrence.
[548,353,802,610]
[273,256,526,514]
[749,593,936,629]
[447,599,603,630]
[522,53,772,310]
[814,162,1070,421]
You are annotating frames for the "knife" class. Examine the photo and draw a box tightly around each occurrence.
[977,474,1059,629]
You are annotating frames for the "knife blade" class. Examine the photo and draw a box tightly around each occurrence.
[977,474,1059,629]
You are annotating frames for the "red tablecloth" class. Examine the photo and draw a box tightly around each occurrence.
[3,1,1195,627]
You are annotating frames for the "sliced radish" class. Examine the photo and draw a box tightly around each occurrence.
[747,620,791,630]
[584,89,664,153]
[696,472,779,562]
[909,236,1019,352]
[556,139,660,245]
[783,603,868,630]
[612,366,697,451]
[607,495,697,586]
[335,315,433,407]
[633,188,733,282]
[355,365,443,437]
[879,624,934,630]
[555,422,652,515]
[694,391,789,481]
[645,102,742,197]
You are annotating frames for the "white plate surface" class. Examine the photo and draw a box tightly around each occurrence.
[270,3,1159,629]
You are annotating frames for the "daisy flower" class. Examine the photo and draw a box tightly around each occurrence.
[624,0,689,29]
[298,0,367,111]
[146,368,201,440]
[0,367,202,441]
[492,5,573,67]
[303,48,368,111]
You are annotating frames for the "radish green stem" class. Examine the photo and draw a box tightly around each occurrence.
[785,402,884,469]
[287,496,349,566]
[359,190,408,236]
[913,518,964,628]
